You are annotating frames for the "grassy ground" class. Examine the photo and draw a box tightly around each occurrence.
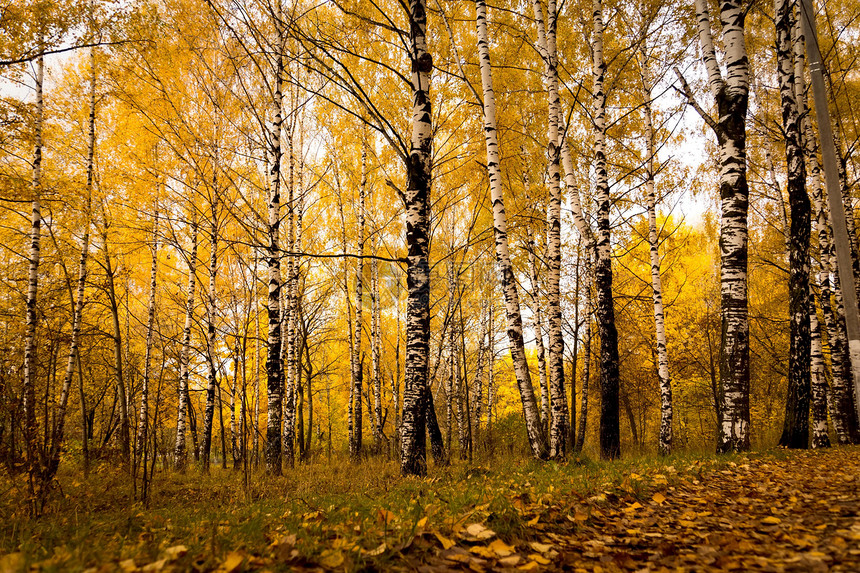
[0,446,830,572]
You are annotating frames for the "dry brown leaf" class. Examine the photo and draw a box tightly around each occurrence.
[528,541,552,553]
[434,532,456,550]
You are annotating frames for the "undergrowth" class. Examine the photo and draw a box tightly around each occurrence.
[0,447,788,571]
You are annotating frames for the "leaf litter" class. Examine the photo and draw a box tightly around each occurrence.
[2,448,857,571]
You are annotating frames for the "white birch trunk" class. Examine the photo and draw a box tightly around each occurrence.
[400,0,433,476]
[592,0,621,460]
[530,0,568,458]
[22,53,44,474]
[265,92,284,474]
[351,140,366,459]
[174,215,198,471]
[282,129,296,469]
[371,253,383,447]
[776,0,811,449]
[201,176,219,471]
[523,174,549,431]
[809,306,830,448]
[691,0,752,453]
[49,49,96,476]
[135,209,157,461]
[476,0,546,458]
[641,54,672,455]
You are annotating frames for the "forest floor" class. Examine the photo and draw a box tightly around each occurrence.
[0,446,858,572]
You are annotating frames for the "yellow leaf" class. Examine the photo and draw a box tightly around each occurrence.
[518,561,540,571]
[678,520,697,528]
[435,533,456,550]
[219,552,244,573]
[652,492,666,504]
[416,516,428,529]
[528,542,552,553]
[319,550,344,569]
[469,546,495,559]
[623,502,642,513]
[762,516,782,525]
[526,515,540,527]
[0,553,25,573]
[489,539,516,557]
[377,508,397,525]
[529,553,552,565]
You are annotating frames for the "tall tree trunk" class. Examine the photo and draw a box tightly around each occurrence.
[295,161,306,461]
[400,0,433,477]
[683,0,751,453]
[592,0,621,460]
[282,129,296,470]
[531,0,567,459]
[351,139,366,460]
[792,19,828,450]
[174,214,198,471]
[575,257,593,454]
[336,171,356,458]
[253,253,261,467]
[829,257,860,442]
[48,48,95,478]
[446,255,456,450]
[809,307,830,448]
[230,342,238,469]
[201,183,219,471]
[22,53,44,492]
[640,52,673,456]
[103,231,130,464]
[393,274,402,452]
[776,0,811,449]
[804,111,858,444]
[523,174,549,434]
[135,208,157,465]
[487,300,495,433]
[475,0,545,452]
[372,254,383,448]
[265,43,284,473]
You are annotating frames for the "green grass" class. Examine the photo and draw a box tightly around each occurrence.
[0,448,773,571]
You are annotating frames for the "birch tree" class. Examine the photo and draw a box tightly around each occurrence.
[350,139,366,460]
[47,47,96,479]
[201,154,220,472]
[21,52,44,497]
[638,39,673,456]
[174,211,199,471]
[592,0,621,460]
[677,0,752,452]
[776,0,811,449]
[475,0,546,460]
[399,0,433,476]
[265,32,284,474]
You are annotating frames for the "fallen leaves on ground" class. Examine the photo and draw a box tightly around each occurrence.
[3,448,857,572]
[399,448,859,572]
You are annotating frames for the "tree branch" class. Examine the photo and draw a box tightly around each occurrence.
[674,67,720,136]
